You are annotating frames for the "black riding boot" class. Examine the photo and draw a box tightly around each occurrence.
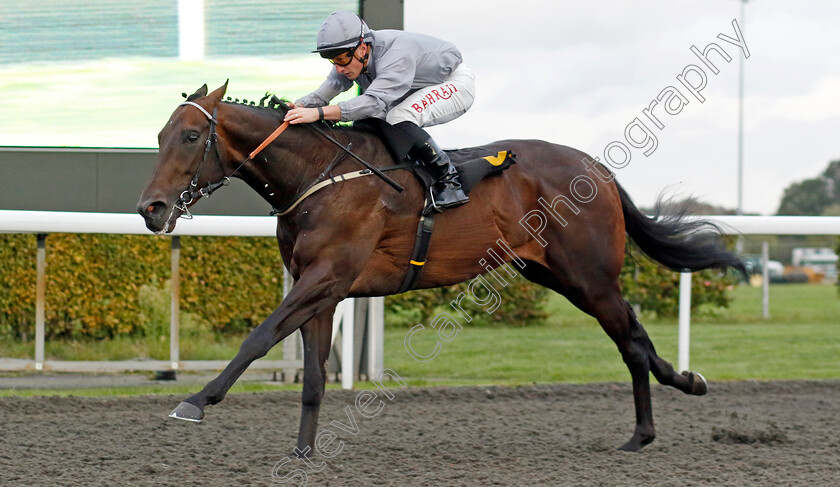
[410,137,470,213]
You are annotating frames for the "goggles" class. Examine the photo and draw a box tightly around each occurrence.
[327,46,358,66]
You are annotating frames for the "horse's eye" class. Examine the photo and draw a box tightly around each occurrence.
[187,133,200,143]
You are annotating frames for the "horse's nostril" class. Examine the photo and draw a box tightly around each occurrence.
[139,201,167,219]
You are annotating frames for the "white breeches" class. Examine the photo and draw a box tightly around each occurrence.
[385,63,476,128]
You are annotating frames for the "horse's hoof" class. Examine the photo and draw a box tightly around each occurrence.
[617,440,642,452]
[169,401,205,423]
[682,370,708,396]
[617,433,655,452]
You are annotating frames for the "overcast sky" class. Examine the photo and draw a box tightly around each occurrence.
[404,0,840,215]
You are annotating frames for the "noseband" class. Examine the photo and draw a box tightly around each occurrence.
[172,101,230,221]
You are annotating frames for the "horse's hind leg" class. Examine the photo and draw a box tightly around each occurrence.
[519,263,656,451]
[624,301,708,396]
[590,290,658,451]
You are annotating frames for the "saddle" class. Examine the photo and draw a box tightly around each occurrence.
[424,146,517,194]
[354,118,518,293]
[354,118,517,198]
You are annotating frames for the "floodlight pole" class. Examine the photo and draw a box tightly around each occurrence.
[736,0,746,253]
[178,0,206,60]
[737,0,746,217]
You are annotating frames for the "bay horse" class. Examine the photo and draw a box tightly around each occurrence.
[137,82,744,453]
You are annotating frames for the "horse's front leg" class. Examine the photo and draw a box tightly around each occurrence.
[295,306,335,457]
[169,265,351,422]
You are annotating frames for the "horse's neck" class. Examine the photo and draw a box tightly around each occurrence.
[221,105,332,205]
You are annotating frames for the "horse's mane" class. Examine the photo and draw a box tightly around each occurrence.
[180,86,363,136]
[223,93,290,114]
[207,92,375,136]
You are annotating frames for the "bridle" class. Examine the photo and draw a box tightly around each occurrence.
[172,101,229,221]
[159,99,403,233]
[160,100,285,232]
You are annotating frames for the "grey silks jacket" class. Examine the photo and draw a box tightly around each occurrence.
[295,29,463,122]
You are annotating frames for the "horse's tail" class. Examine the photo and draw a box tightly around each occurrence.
[616,182,746,275]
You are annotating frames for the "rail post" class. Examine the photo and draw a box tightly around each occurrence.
[35,233,47,371]
[762,241,770,319]
[678,272,692,372]
[281,268,300,383]
[170,236,181,370]
[341,300,355,389]
[367,296,384,380]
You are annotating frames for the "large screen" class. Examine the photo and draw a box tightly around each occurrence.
[0,0,357,148]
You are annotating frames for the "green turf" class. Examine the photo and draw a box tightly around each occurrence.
[384,283,840,384]
[1,283,838,397]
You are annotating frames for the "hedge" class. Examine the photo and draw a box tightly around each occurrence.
[620,242,738,318]
[0,234,738,338]
[385,267,549,328]
[0,233,284,339]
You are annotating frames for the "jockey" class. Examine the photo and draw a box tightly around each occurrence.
[285,10,475,212]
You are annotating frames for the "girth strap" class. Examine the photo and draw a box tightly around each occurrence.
[397,206,437,293]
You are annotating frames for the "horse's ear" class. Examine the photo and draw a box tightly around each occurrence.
[186,84,208,101]
[207,80,229,104]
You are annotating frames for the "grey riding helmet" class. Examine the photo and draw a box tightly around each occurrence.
[313,10,373,59]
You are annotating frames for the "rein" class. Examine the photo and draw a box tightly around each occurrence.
[165,101,402,229]
[306,123,404,193]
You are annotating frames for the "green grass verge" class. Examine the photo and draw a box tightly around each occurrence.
[0,331,291,362]
[385,283,840,384]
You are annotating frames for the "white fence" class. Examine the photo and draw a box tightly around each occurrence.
[0,210,384,390]
[677,215,840,371]
[1,210,839,386]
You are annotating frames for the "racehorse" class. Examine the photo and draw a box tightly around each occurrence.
[137,82,744,453]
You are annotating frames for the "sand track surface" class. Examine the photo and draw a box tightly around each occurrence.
[1,380,838,486]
